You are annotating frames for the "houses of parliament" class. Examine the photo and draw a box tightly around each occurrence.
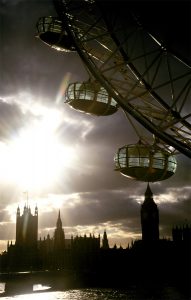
[0,184,190,288]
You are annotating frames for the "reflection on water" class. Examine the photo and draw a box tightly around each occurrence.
[0,287,189,300]
[33,284,51,291]
[0,282,5,293]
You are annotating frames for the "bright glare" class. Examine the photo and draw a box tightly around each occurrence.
[33,284,51,291]
[17,291,57,300]
[0,106,76,191]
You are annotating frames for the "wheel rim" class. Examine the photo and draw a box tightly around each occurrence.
[54,0,191,158]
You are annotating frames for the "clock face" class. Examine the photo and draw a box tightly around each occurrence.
[142,210,158,219]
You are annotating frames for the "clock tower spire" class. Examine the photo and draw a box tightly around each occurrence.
[141,183,159,242]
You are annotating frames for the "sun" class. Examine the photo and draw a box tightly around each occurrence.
[0,104,76,191]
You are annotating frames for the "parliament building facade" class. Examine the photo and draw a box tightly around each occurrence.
[0,185,190,283]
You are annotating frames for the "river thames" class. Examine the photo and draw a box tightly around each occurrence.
[0,287,189,300]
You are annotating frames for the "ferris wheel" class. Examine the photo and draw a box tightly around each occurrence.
[36,0,191,182]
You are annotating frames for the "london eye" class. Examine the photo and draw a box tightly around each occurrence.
[36,0,191,182]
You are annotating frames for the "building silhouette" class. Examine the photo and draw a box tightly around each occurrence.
[6,205,38,270]
[0,186,190,296]
[37,210,101,270]
[141,183,159,241]
[53,210,65,268]
[102,230,109,249]
[172,224,191,243]
[54,210,65,250]
[16,204,38,248]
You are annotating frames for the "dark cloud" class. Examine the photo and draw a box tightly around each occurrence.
[0,210,10,222]
[0,222,15,240]
[159,197,191,237]
[38,209,59,228]
[62,193,140,226]
[160,197,191,223]
[0,99,34,140]
[0,0,87,100]
[84,110,147,147]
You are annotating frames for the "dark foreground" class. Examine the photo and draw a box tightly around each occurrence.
[0,270,190,299]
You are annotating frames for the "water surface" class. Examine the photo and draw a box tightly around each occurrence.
[0,287,189,300]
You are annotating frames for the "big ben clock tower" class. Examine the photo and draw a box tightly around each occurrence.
[141,183,159,241]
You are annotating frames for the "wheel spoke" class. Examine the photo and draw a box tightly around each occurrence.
[54,0,191,158]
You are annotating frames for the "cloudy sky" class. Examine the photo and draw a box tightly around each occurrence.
[0,0,190,252]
